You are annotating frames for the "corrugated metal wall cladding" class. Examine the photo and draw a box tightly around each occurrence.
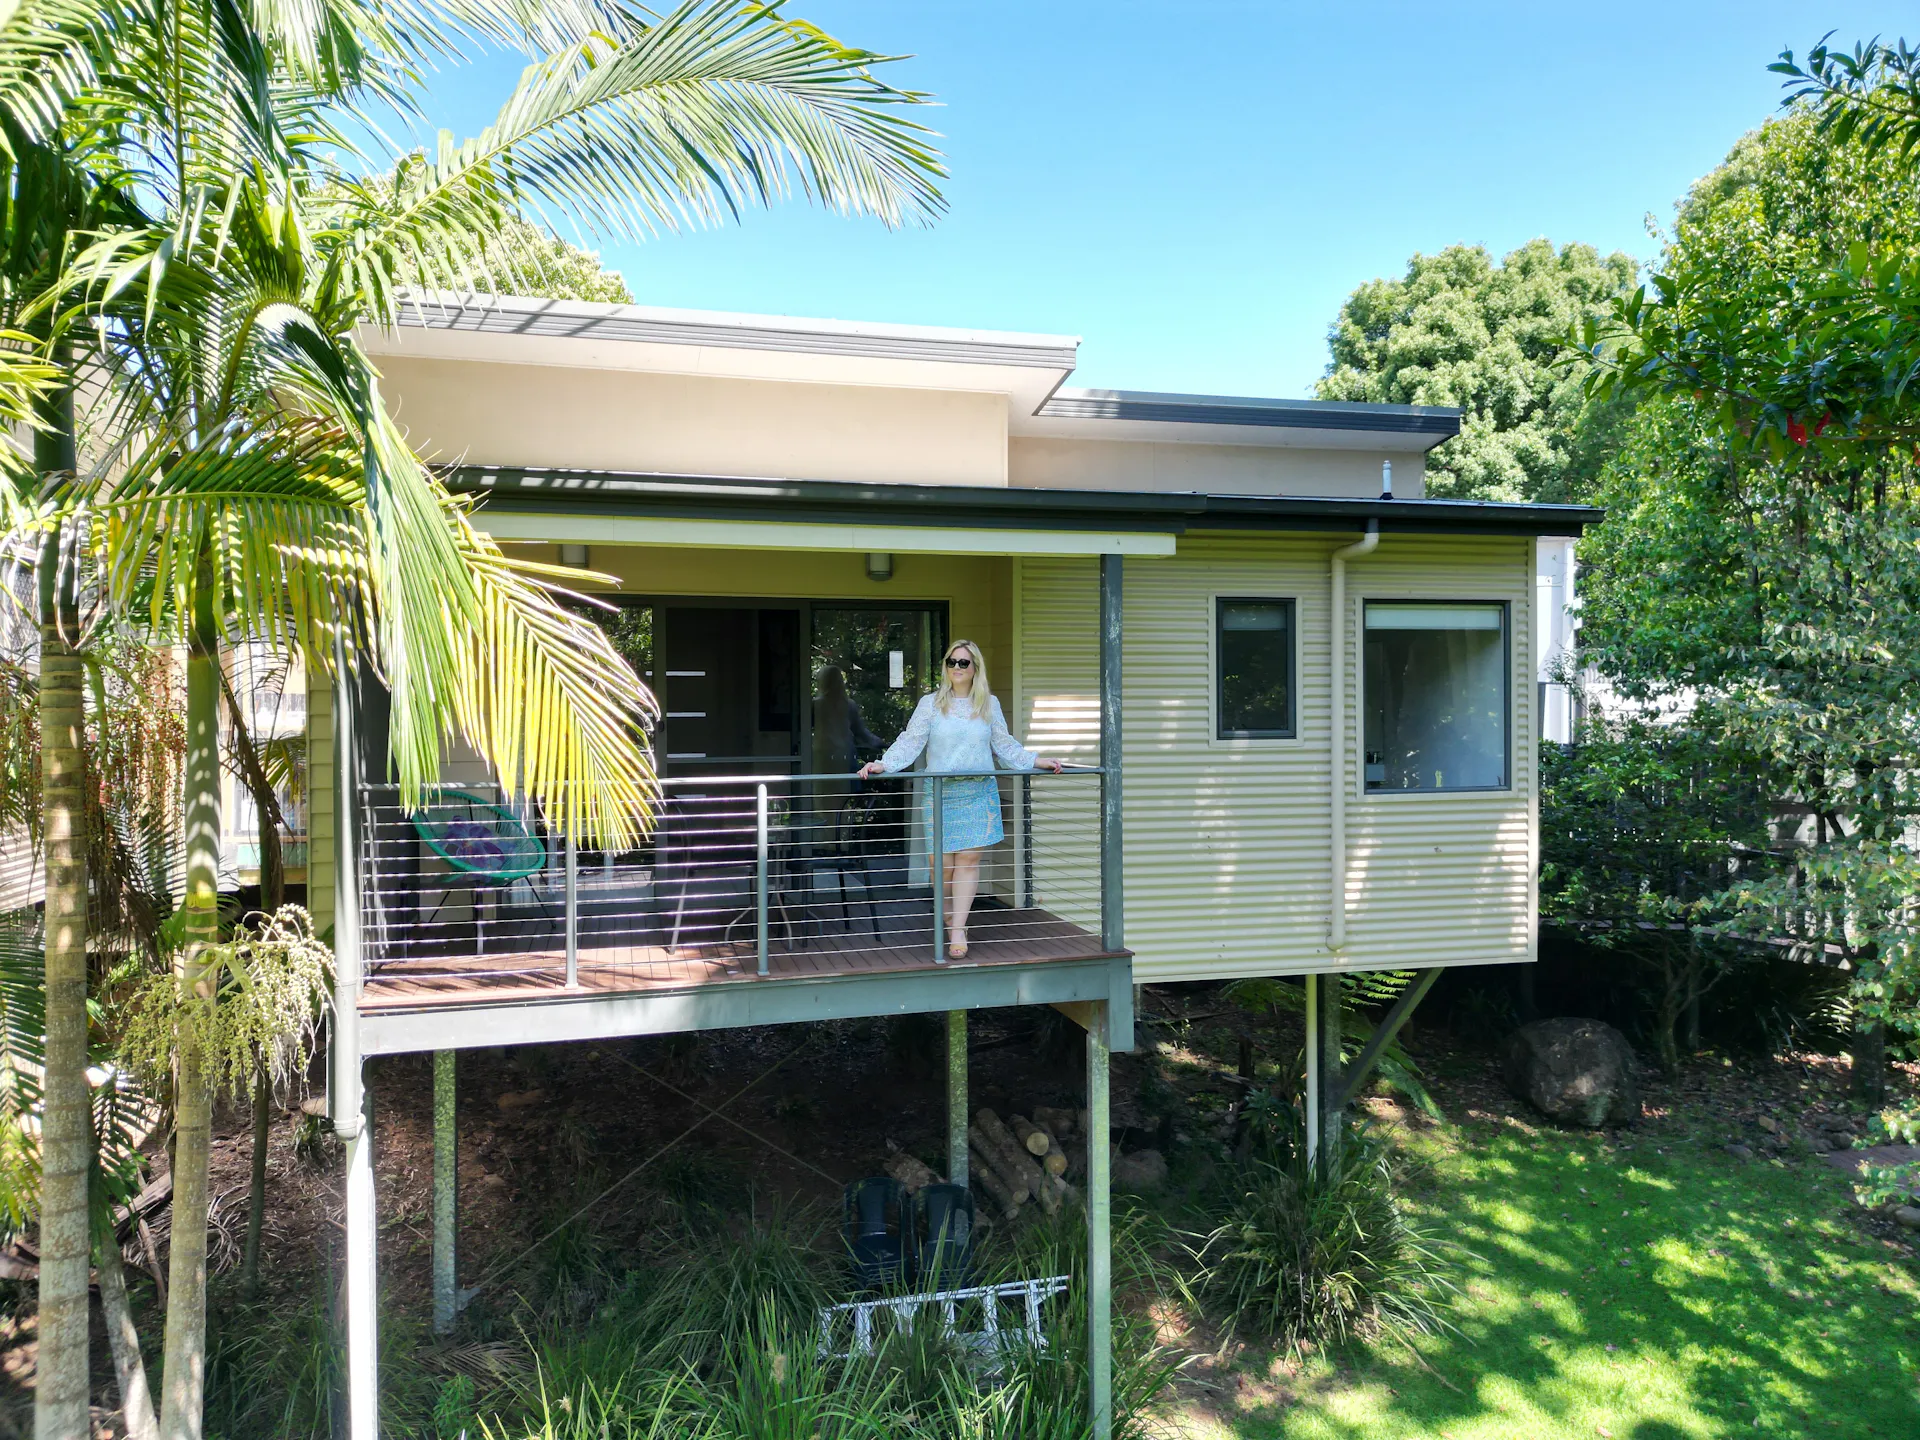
[1018,535,1538,982]
[307,673,336,941]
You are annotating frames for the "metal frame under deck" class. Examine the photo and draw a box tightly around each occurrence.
[357,951,1134,1055]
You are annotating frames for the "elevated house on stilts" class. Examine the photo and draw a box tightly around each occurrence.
[310,295,1599,1437]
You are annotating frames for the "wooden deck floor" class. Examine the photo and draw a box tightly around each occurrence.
[358,905,1114,1011]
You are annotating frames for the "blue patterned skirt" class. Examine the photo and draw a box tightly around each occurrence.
[925,774,1004,853]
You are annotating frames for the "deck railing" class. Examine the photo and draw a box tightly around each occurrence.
[354,767,1107,986]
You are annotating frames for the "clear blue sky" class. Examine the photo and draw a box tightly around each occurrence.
[399,3,1918,399]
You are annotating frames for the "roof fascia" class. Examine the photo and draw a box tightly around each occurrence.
[451,467,1603,538]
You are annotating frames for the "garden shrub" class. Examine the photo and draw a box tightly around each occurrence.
[1187,1096,1457,1348]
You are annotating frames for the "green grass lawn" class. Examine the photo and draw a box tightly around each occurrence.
[1171,1114,1920,1440]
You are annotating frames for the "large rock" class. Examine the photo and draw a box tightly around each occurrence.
[1112,1149,1168,1192]
[1503,1019,1640,1128]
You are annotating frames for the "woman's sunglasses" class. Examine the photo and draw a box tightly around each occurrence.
[945,656,973,670]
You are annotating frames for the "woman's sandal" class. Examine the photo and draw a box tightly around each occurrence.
[948,929,969,960]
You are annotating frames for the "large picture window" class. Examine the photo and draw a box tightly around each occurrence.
[1363,601,1508,791]
[1216,598,1295,739]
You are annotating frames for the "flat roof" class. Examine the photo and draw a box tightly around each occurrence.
[381,293,1464,452]
[450,467,1600,538]
[387,291,1082,371]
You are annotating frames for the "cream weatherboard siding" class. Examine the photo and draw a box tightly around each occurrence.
[307,673,335,945]
[1012,557,1104,933]
[1017,534,1536,982]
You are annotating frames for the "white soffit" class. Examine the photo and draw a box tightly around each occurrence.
[475,509,1176,558]
[359,293,1079,417]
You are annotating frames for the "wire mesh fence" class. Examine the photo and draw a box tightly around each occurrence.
[357,768,1106,993]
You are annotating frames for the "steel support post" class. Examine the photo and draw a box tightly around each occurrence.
[930,775,945,965]
[1315,973,1344,1161]
[756,784,770,976]
[1304,974,1319,1161]
[1086,1001,1113,1440]
[1099,554,1123,954]
[946,1010,968,1187]
[432,1050,457,1336]
[1019,773,1033,910]
[564,831,578,988]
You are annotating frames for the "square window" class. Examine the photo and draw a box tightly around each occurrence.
[1217,598,1294,739]
[1363,602,1508,791]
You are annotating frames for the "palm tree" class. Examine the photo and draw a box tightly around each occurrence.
[0,7,162,1430]
[13,2,943,1434]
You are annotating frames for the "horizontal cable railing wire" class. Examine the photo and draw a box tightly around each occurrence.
[355,768,1107,996]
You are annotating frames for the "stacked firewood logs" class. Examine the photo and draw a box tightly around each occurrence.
[967,1106,1084,1220]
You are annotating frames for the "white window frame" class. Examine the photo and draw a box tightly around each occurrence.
[1208,593,1302,748]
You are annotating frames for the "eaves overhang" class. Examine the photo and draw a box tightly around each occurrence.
[383,292,1083,370]
[450,467,1603,539]
[1017,387,1462,453]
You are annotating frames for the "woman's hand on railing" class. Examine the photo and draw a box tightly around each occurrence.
[856,761,886,779]
[1035,758,1065,774]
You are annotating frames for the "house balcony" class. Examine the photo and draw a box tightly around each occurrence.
[349,768,1129,1055]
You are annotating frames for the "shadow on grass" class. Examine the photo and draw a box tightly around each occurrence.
[1217,1123,1920,1440]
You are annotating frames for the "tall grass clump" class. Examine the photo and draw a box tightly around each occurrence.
[454,1193,1181,1439]
[202,1284,441,1439]
[1187,1095,1457,1349]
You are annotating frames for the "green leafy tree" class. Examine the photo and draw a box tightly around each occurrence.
[1578,67,1920,1102]
[445,213,635,303]
[1317,238,1637,502]
[1540,719,1777,1075]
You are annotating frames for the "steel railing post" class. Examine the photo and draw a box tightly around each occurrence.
[930,774,945,966]
[564,827,578,988]
[1020,772,1033,911]
[756,783,770,976]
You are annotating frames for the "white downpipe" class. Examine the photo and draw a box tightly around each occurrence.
[330,655,376,1439]
[343,1094,378,1439]
[1328,522,1379,951]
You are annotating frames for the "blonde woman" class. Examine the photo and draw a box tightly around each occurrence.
[858,640,1063,959]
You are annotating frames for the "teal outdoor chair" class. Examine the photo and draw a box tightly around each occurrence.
[407,789,551,955]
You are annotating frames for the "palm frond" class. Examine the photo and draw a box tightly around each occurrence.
[0,909,44,1236]
[333,0,943,320]
[0,0,116,145]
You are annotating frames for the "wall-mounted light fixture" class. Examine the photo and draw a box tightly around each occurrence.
[865,552,894,582]
[560,543,590,567]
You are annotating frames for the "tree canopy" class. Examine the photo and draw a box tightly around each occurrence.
[1573,74,1920,1101]
[428,213,635,304]
[1316,238,1637,503]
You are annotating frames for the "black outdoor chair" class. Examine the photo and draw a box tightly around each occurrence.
[658,788,760,954]
[787,784,883,946]
[842,1176,909,1289]
[911,1183,975,1288]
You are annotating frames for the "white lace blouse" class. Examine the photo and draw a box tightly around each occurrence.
[875,694,1038,775]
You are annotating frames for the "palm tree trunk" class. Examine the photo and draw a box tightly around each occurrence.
[92,1181,158,1440]
[241,1065,269,1295]
[159,555,220,1440]
[220,672,282,1298]
[35,391,93,1440]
